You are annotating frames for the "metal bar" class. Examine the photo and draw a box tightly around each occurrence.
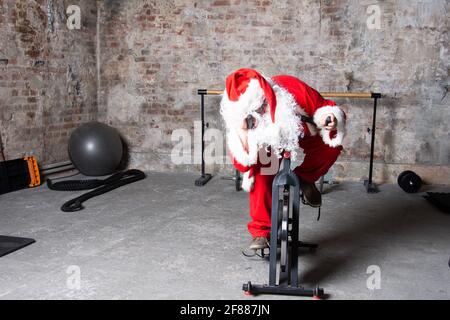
[195,93,212,186]
[320,92,373,98]
[318,175,325,194]
[197,89,383,192]
[197,89,221,95]
[41,164,75,175]
[368,98,377,184]
[290,178,300,287]
[365,97,379,193]
[244,284,317,296]
[206,90,223,95]
[200,93,206,177]
[40,160,72,170]
[269,176,281,286]
[198,89,380,99]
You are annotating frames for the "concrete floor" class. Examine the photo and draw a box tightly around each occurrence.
[0,171,449,300]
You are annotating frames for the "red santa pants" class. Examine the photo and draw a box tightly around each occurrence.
[247,135,342,238]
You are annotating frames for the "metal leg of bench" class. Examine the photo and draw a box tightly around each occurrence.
[318,175,325,194]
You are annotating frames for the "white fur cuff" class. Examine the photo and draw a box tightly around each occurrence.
[226,128,258,167]
[313,105,346,147]
[242,171,254,192]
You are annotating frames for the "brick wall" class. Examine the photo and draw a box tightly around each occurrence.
[0,0,97,164]
[1,1,448,184]
[98,0,449,184]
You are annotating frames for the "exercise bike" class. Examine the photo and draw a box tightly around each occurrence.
[242,115,328,298]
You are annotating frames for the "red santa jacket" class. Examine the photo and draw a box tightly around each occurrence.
[222,72,346,191]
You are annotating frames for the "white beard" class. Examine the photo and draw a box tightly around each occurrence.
[221,78,304,164]
[247,83,303,161]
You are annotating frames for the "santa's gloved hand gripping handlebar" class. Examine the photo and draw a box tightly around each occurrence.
[299,115,332,127]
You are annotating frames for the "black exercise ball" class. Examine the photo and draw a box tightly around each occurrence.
[397,170,422,193]
[68,121,123,176]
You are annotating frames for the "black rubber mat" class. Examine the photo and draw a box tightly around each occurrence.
[424,192,450,214]
[0,235,35,257]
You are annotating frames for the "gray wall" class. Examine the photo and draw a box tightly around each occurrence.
[1,0,448,184]
[0,0,98,164]
[98,0,449,184]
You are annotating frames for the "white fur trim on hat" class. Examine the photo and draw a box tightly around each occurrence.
[223,79,304,163]
[313,105,346,147]
[220,79,265,130]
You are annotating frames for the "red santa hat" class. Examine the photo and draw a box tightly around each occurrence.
[224,68,277,123]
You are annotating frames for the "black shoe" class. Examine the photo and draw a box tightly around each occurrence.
[300,179,322,207]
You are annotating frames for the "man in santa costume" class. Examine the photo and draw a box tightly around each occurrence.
[220,68,346,250]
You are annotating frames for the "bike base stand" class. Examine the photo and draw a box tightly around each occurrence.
[243,281,324,298]
[364,179,379,193]
[195,173,212,186]
[242,152,325,299]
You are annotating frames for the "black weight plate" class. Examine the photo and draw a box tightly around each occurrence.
[397,170,415,186]
[399,171,422,193]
